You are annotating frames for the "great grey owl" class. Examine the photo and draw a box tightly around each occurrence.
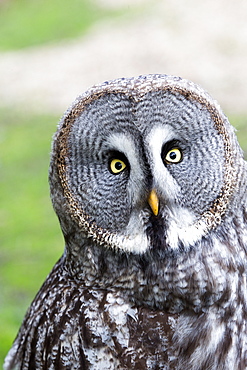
[4,74,247,369]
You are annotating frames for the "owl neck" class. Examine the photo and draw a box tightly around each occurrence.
[62,210,247,314]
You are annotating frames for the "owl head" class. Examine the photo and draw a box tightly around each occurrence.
[49,74,244,260]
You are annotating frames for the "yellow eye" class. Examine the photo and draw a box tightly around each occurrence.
[165,148,182,164]
[110,159,127,174]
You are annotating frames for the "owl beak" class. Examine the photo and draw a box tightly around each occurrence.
[148,189,159,216]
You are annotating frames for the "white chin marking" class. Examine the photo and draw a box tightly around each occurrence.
[166,206,208,250]
[109,231,149,254]
[110,207,206,255]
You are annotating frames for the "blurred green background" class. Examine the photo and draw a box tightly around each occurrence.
[1,0,247,366]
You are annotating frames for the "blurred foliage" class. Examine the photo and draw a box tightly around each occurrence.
[0,0,122,50]
[0,109,64,364]
[232,115,247,158]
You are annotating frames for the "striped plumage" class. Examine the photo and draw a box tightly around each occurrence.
[5,256,176,369]
[5,74,247,369]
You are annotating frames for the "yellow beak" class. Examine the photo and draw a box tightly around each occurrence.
[148,189,159,216]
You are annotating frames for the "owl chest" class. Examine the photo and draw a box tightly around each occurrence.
[73,290,247,370]
[9,272,247,370]
[67,289,176,369]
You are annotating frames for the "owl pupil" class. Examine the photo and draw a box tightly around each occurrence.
[115,161,123,170]
[169,151,177,160]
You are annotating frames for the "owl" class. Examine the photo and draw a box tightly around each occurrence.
[4,74,247,370]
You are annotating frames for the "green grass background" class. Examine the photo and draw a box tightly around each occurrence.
[0,109,63,362]
[0,0,120,51]
[1,0,247,366]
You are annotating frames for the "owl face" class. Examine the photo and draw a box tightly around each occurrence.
[50,75,239,255]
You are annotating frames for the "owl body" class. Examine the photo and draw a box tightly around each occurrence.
[5,74,247,369]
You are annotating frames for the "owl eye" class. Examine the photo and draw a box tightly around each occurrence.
[110,158,127,174]
[164,148,183,164]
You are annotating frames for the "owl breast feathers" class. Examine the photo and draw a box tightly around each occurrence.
[4,74,247,370]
